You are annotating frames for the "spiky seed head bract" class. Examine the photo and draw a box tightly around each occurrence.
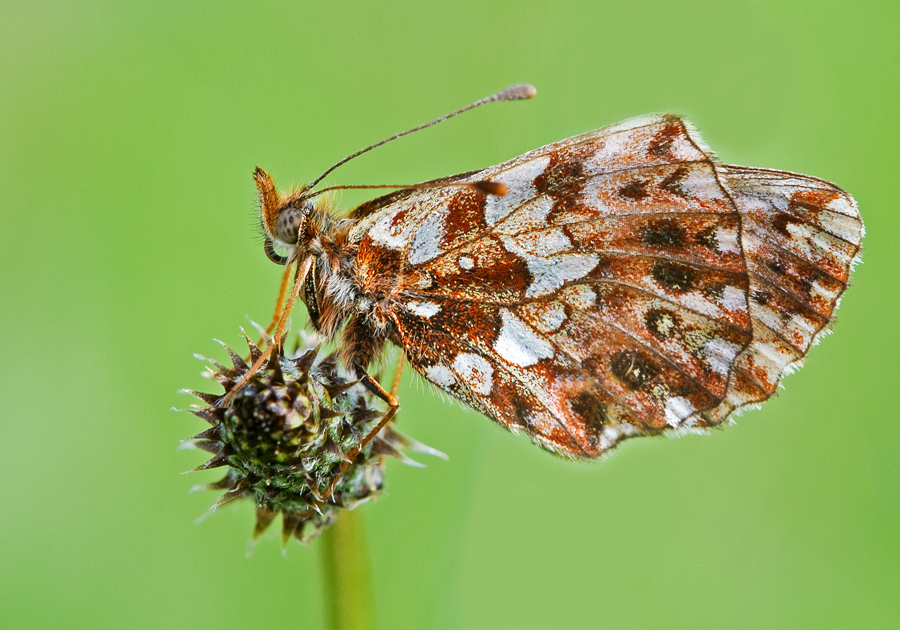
[183,333,422,545]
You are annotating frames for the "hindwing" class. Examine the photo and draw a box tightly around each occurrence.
[698,166,862,426]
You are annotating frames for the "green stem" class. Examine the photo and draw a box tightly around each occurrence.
[320,508,375,630]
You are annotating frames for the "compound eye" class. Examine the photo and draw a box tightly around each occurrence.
[274,205,306,245]
[264,239,288,265]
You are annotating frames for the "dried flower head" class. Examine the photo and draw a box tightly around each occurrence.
[182,332,438,545]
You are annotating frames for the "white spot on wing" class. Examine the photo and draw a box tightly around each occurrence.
[810,279,839,302]
[368,207,407,250]
[407,301,441,318]
[790,313,817,335]
[530,304,567,333]
[721,285,747,313]
[751,338,794,373]
[561,284,595,310]
[458,256,474,270]
[681,167,721,202]
[587,132,632,167]
[785,221,814,245]
[703,338,741,375]
[495,308,555,367]
[494,197,555,235]
[484,156,550,226]
[425,364,455,388]
[599,422,638,451]
[501,235,600,298]
[664,396,696,427]
[505,228,572,257]
[826,194,859,218]
[452,353,493,396]
[817,209,863,245]
[532,255,600,298]
[408,207,449,265]
[716,226,741,254]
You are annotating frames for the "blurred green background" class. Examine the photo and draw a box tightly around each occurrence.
[2,1,898,628]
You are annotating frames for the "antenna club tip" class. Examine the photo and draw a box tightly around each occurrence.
[501,83,537,101]
[520,83,538,99]
[472,181,508,196]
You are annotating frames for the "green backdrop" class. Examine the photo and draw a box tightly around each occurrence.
[2,1,898,628]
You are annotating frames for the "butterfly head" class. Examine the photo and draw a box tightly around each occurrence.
[254,167,319,265]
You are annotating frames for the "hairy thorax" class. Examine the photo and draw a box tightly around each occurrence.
[302,213,407,370]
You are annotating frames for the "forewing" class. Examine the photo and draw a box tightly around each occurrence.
[351,115,756,458]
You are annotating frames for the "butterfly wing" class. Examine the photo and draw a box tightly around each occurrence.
[698,166,863,426]
[348,115,764,458]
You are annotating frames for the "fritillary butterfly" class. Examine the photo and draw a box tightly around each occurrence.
[238,85,863,459]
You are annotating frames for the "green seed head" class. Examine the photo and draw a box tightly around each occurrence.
[182,333,429,545]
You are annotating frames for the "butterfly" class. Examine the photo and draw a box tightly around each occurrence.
[230,84,863,460]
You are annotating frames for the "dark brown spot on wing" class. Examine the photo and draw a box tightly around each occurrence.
[610,350,658,390]
[570,390,609,436]
[652,261,697,292]
[694,225,720,252]
[534,153,586,197]
[647,119,682,158]
[660,166,690,197]
[618,179,650,200]
[770,212,801,237]
[798,276,814,295]
[766,259,787,275]
[534,145,596,221]
[645,308,679,339]
[641,219,685,247]
[703,282,726,305]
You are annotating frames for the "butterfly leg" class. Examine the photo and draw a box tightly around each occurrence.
[357,368,399,408]
[263,257,295,338]
[390,351,406,400]
[221,254,314,407]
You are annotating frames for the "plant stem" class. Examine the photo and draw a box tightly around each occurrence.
[320,508,375,630]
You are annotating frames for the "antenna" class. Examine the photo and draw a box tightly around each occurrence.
[301,84,536,194]
[302,180,508,202]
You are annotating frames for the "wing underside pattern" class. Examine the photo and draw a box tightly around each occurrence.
[347,114,862,458]
[700,165,862,426]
